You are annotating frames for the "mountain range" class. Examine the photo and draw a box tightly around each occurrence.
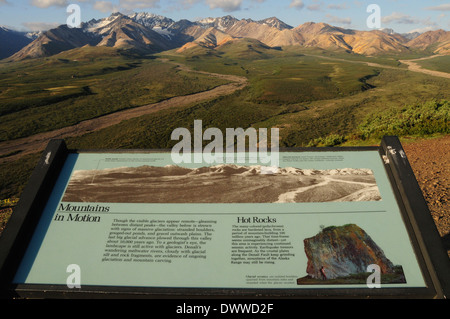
[2,12,450,61]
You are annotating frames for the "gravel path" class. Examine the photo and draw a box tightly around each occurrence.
[399,55,450,79]
[403,135,450,256]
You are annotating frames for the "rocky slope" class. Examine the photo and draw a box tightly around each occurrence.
[94,15,173,52]
[293,22,410,55]
[407,29,450,54]
[8,25,100,60]
[176,27,237,52]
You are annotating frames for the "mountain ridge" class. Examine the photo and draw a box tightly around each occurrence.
[4,13,450,61]
[0,27,39,59]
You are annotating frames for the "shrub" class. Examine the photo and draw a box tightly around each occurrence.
[358,100,449,140]
[307,134,347,147]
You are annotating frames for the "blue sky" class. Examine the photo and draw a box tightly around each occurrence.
[1,0,449,33]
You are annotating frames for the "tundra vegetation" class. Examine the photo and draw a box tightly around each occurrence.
[0,45,448,201]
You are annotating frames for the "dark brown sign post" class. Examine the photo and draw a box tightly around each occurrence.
[0,136,448,299]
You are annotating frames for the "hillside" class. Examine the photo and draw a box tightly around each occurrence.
[176,27,237,52]
[407,29,450,54]
[0,27,33,59]
[8,25,100,60]
[94,16,173,52]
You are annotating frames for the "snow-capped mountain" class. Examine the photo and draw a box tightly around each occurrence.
[4,12,449,61]
[129,12,177,30]
[257,17,293,30]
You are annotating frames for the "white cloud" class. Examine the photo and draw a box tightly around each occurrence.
[382,12,421,25]
[205,0,243,12]
[0,0,9,5]
[328,3,348,10]
[425,4,450,11]
[22,21,60,31]
[306,0,322,11]
[382,12,441,31]
[118,0,160,10]
[407,26,438,34]
[289,0,304,10]
[31,0,67,8]
[326,14,351,25]
[90,0,161,13]
[421,17,441,28]
[307,4,321,11]
[93,1,118,13]
[180,0,202,9]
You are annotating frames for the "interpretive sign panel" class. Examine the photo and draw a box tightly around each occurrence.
[0,137,449,298]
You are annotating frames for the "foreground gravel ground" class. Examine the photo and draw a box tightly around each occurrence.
[403,135,450,257]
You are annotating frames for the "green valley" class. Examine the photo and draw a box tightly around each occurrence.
[0,44,449,199]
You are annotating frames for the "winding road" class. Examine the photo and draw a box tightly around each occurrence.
[0,61,248,163]
[399,55,450,79]
[306,53,450,78]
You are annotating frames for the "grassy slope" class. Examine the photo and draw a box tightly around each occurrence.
[0,47,228,142]
[164,47,449,146]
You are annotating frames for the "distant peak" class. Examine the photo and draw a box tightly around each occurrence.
[223,15,237,20]
[295,21,334,31]
[379,28,396,34]
[302,21,330,27]
[258,17,293,30]
[425,29,446,34]
[129,12,172,21]
[103,12,127,22]
[198,15,236,21]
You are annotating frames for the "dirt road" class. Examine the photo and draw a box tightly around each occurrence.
[0,62,248,163]
[399,55,450,79]
[307,53,450,79]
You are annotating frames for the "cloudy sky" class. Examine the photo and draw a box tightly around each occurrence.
[0,0,449,33]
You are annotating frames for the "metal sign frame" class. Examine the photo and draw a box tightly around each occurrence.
[0,136,448,299]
